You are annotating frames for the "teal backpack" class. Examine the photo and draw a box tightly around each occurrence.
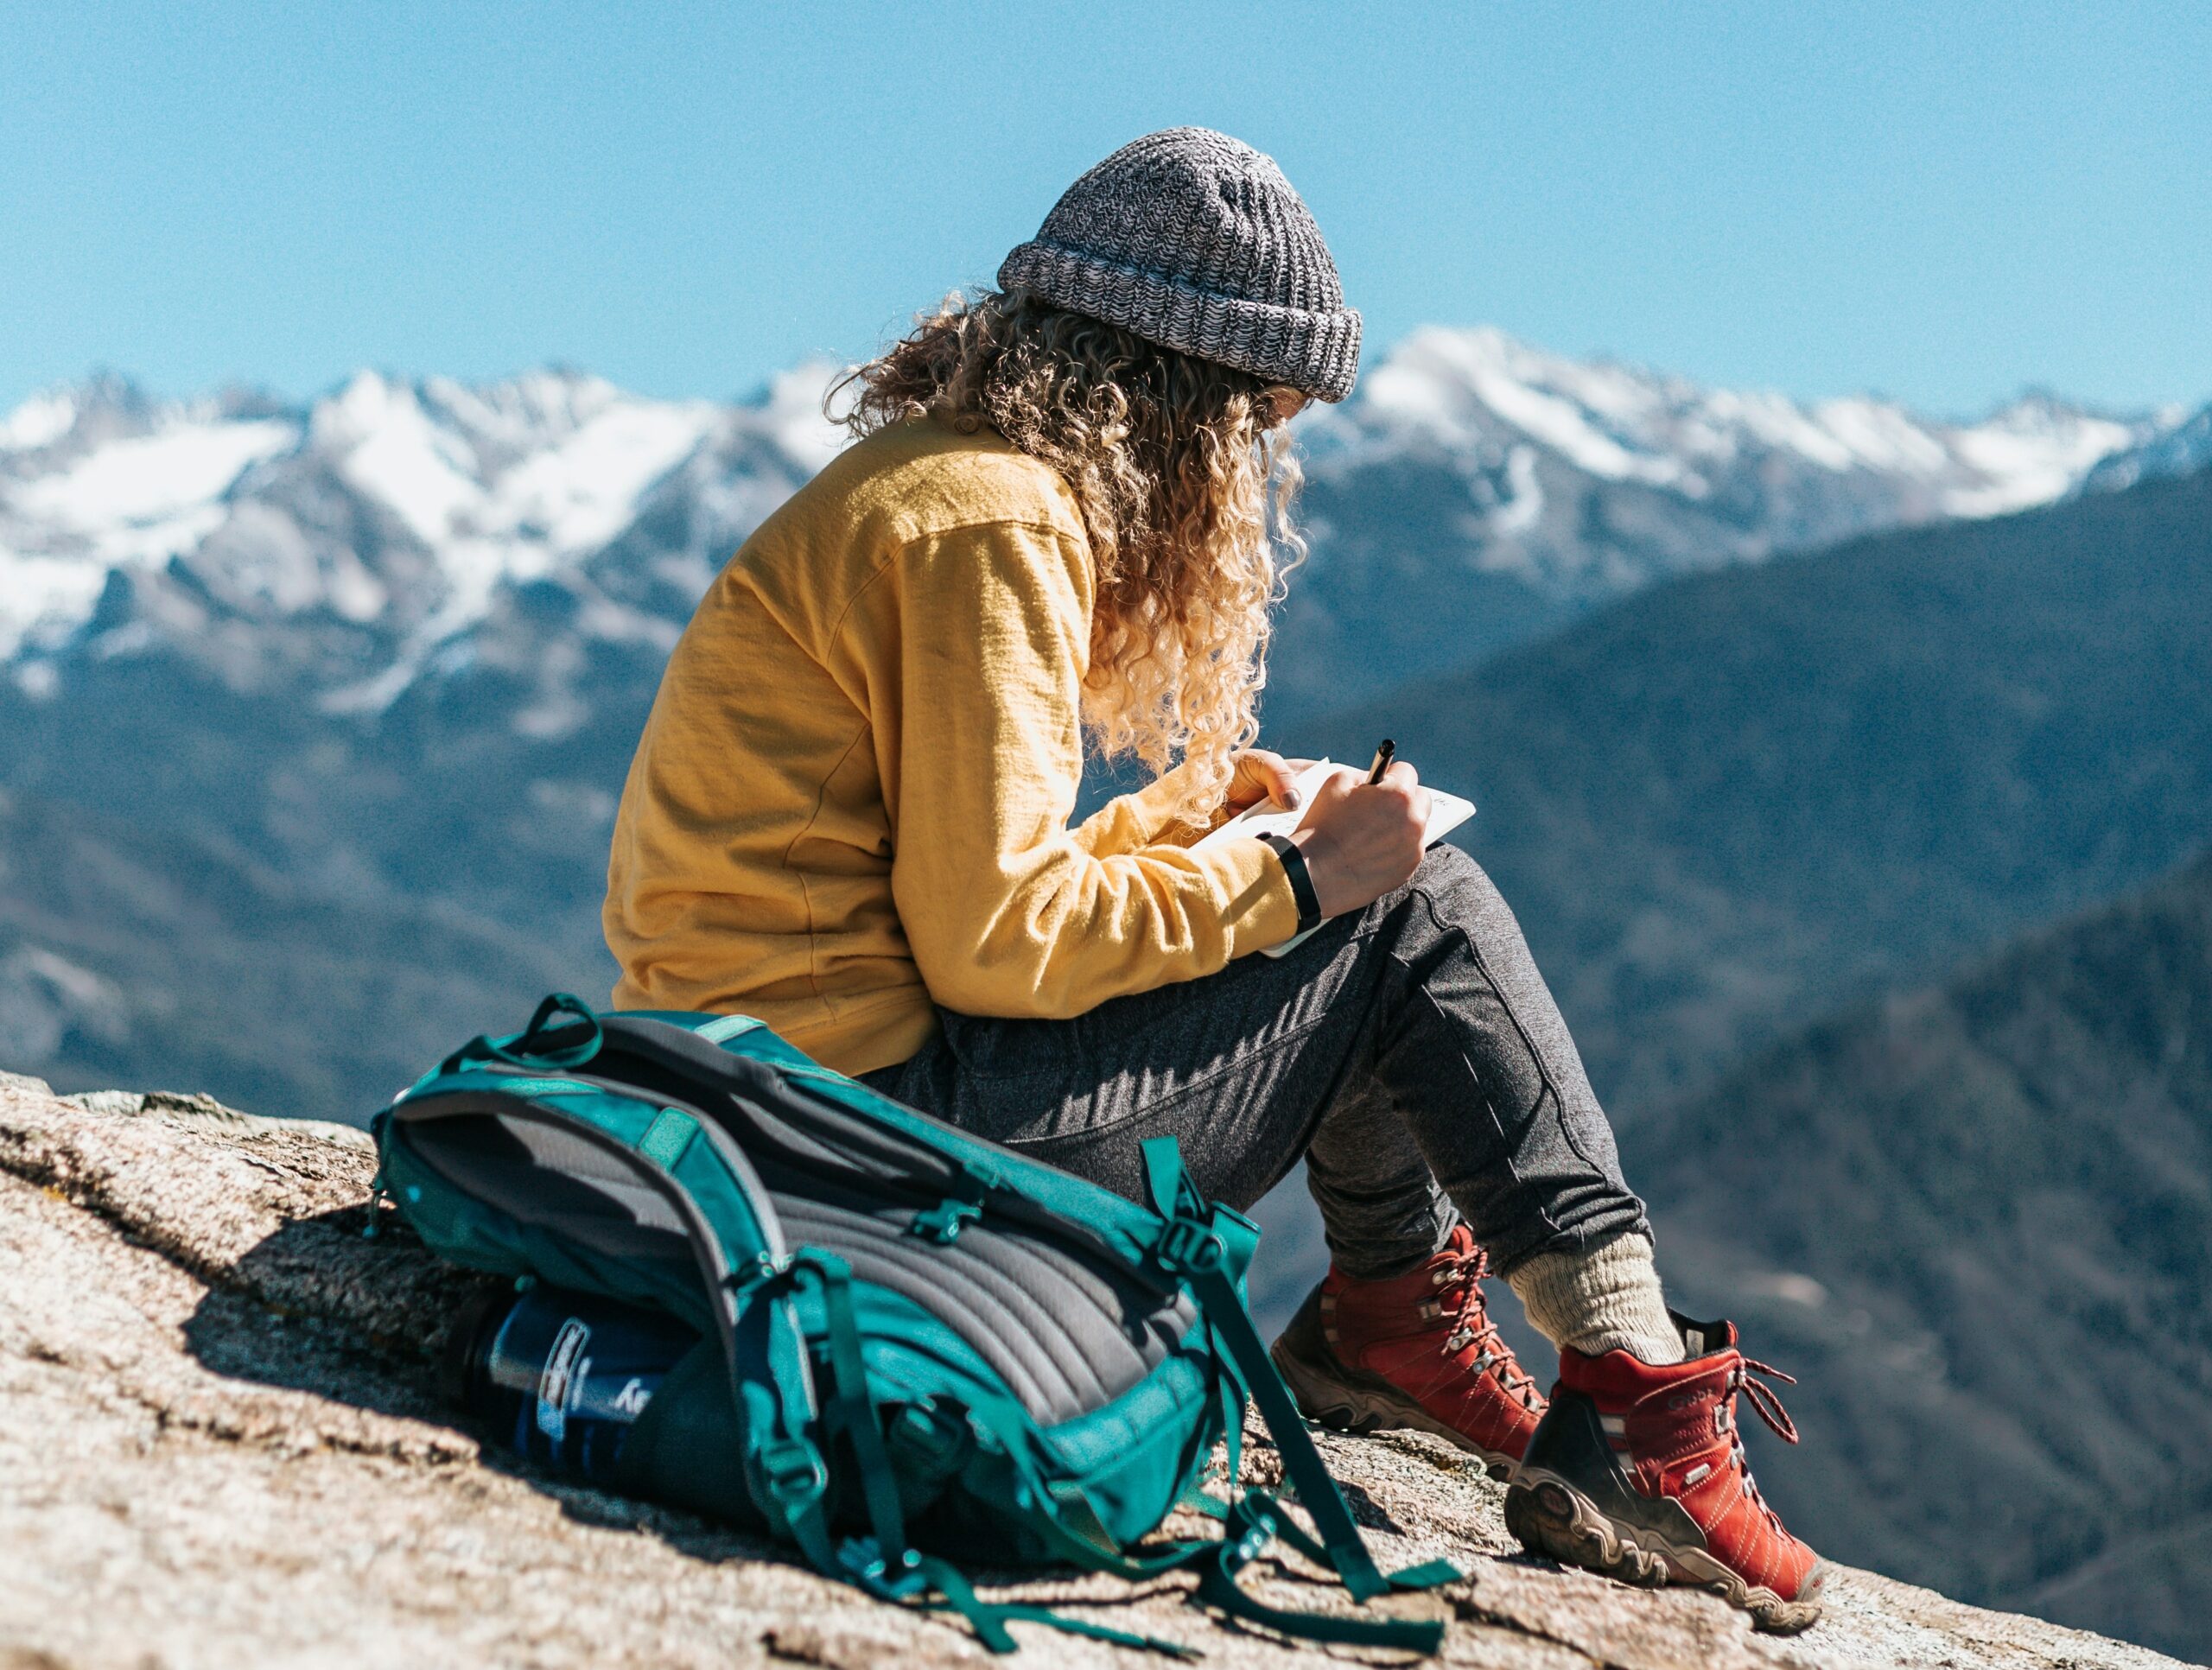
[370,994,1459,1656]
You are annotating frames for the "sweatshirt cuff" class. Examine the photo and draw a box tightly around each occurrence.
[1192,834,1304,954]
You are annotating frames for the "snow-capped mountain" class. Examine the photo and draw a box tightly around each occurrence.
[0,329,2194,730]
[2080,402,2212,495]
[0,363,844,711]
[1322,327,2152,526]
[7,340,2205,1666]
[1268,327,2178,717]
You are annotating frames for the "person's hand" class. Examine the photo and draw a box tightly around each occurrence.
[1224,749,1314,813]
[1289,761,1431,919]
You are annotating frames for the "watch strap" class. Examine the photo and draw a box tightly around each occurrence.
[1257,832,1323,935]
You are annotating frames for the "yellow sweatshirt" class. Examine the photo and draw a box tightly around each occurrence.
[603,416,1299,1075]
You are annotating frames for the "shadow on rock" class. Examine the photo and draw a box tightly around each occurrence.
[182,1203,503,1425]
[181,1208,810,1571]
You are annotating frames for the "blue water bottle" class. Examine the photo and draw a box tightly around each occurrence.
[446,1284,701,1484]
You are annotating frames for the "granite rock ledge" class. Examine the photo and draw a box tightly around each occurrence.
[0,1070,2190,1670]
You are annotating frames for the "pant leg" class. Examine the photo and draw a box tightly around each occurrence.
[861,895,1456,1279]
[861,843,1647,1278]
[1357,844,1649,1270]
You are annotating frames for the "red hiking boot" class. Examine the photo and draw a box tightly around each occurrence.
[1269,1226,1546,1475]
[1504,1315,1827,1632]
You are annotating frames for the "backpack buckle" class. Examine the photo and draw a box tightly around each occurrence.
[909,1198,982,1243]
[908,1161,998,1244]
[1155,1218,1226,1275]
[1228,1493,1279,1565]
[742,1250,794,1285]
[837,1536,923,1590]
[757,1437,829,1510]
[359,1172,393,1240]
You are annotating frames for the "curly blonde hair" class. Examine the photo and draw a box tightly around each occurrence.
[830,289,1305,827]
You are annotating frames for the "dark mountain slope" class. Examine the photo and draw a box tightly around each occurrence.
[1632,847,2212,1660]
[0,600,650,1115]
[0,784,578,1118]
[1308,466,2212,1118]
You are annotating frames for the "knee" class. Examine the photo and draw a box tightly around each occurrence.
[1394,843,1526,946]
[1408,841,1500,908]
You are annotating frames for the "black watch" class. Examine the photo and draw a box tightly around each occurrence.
[1257,832,1323,935]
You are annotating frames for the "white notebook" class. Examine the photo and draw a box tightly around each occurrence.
[1195,758,1476,957]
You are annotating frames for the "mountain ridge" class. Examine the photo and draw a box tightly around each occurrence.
[8,330,2199,732]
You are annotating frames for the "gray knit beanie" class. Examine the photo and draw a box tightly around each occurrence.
[998,128,1362,403]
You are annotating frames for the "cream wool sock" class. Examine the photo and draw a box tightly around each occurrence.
[1507,1231,1686,1365]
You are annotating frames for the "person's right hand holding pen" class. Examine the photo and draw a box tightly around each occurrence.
[1287,736,1432,920]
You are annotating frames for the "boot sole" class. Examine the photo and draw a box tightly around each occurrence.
[1505,1467,1827,1633]
[1268,1335,1521,1479]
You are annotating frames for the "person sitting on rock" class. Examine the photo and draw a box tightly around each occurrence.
[602,126,1826,1632]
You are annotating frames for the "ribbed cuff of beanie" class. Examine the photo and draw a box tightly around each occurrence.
[999,238,1362,403]
[1506,1232,1686,1365]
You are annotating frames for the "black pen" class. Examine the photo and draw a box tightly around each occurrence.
[1365,739,1395,784]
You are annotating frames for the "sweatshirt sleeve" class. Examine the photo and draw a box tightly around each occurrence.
[1071,754,1230,857]
[872,518,1299,1019]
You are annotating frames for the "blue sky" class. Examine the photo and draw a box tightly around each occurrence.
[4,2,2206,418]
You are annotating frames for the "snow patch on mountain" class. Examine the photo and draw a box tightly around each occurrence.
[1348,328,1698,487]
[314,370,717,562]
[16,417,296,555]
[1941,396,2145,516]
[1308,327,2153,518]
[2081,403,2212,495]
[0,363,846,692]
[753,359,854,477]
[0,390,82,453]
[1,393,301,660]
[303,370,729,710]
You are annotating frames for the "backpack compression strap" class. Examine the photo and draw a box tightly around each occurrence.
[1141,1140,1463,1609]
[933,1140,1458,1654]
[733,1252,1197,1659]
[936,1141,1465,1653]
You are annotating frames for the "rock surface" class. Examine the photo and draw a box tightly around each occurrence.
[0,1072,2192,1670]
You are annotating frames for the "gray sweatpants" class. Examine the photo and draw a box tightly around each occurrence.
[860,844,1648,1280]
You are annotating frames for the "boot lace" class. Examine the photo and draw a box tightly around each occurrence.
[1735,1358,1800,1445]
[1433,1244,1541,1410]
[1722,1357,1801,1533]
